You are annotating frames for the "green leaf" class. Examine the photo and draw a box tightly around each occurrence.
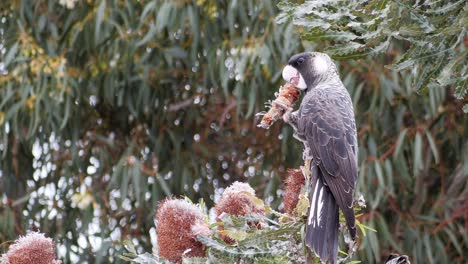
[425,131,439,164]
[425,0,465,15]
[237,226,300,247]
[136,23,157,48]
[356,219,377,237]
[302,30,357,41]
[3,42,19,67]
[197,235,240,255]
[374,161,385,188]
[182,257,209,264]
[123,240,137,255]
[217,229,249,241]
[413,132,423,176]
[393,129,408,159]
[95,0,106,44]
[327,43,368,60]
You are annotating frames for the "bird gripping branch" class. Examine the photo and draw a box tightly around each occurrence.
[278,52,359,264]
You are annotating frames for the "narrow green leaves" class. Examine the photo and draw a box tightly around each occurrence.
[95,0,106,44]
[425,131,439,164]
[3,42,18,68]
[413,132,423,176]
[393,128,408,159]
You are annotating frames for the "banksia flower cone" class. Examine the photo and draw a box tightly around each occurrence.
[156,199,209,263]
[283,168,305,215]
[215,181,265,218]
[1,232,60,264]
[215,182,266,243]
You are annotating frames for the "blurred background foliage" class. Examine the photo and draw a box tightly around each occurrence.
[0,0,466,263]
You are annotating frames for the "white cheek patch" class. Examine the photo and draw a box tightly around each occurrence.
[314,56,329,74]
[282,65,307,89]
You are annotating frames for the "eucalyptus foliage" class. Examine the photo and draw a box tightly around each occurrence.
[0,0,300,262]
[0,0,466,263]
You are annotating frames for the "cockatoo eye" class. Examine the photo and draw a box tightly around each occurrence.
[297,57,305,65]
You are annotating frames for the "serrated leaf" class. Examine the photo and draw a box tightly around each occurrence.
[415,58,447,92]
[409,11,435,33]
[398,25,425,37]
[303,30,358,41]
[197,235,238,254]
[294,19,331,30]
[437,50,467,86]
[182,257,209,264]
[326,42,367,59]
[390,58,418,71]
[370,37,391,55]
[238,225,300,247]
[217,229,248,241]
[425,0,465,15]
[131,252,160,263]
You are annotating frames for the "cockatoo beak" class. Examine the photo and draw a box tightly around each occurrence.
[282,65,307,89]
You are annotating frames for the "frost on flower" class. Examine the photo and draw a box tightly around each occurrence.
[1,231,61,264]
[223,181,256,196]
[156,198,208,263]
[215,182,266,243]
[215,181,264,217]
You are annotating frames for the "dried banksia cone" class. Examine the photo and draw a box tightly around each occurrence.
[2,232,61,264]
[257,82,301,129]
[156,199,209,263]
[283,168,306,215]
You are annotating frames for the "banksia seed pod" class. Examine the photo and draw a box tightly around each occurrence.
[283,168,306,215]
[2,232,61,264]
[257,82,301,129]
[156,199,209,263]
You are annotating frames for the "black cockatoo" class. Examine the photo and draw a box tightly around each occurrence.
[277,52,358,264]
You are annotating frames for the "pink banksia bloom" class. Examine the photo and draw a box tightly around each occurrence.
[283,168,305,215]
[215,181,265,217]
[1,231,61,264]
[156,198,208,263]
[215,182,266,243]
